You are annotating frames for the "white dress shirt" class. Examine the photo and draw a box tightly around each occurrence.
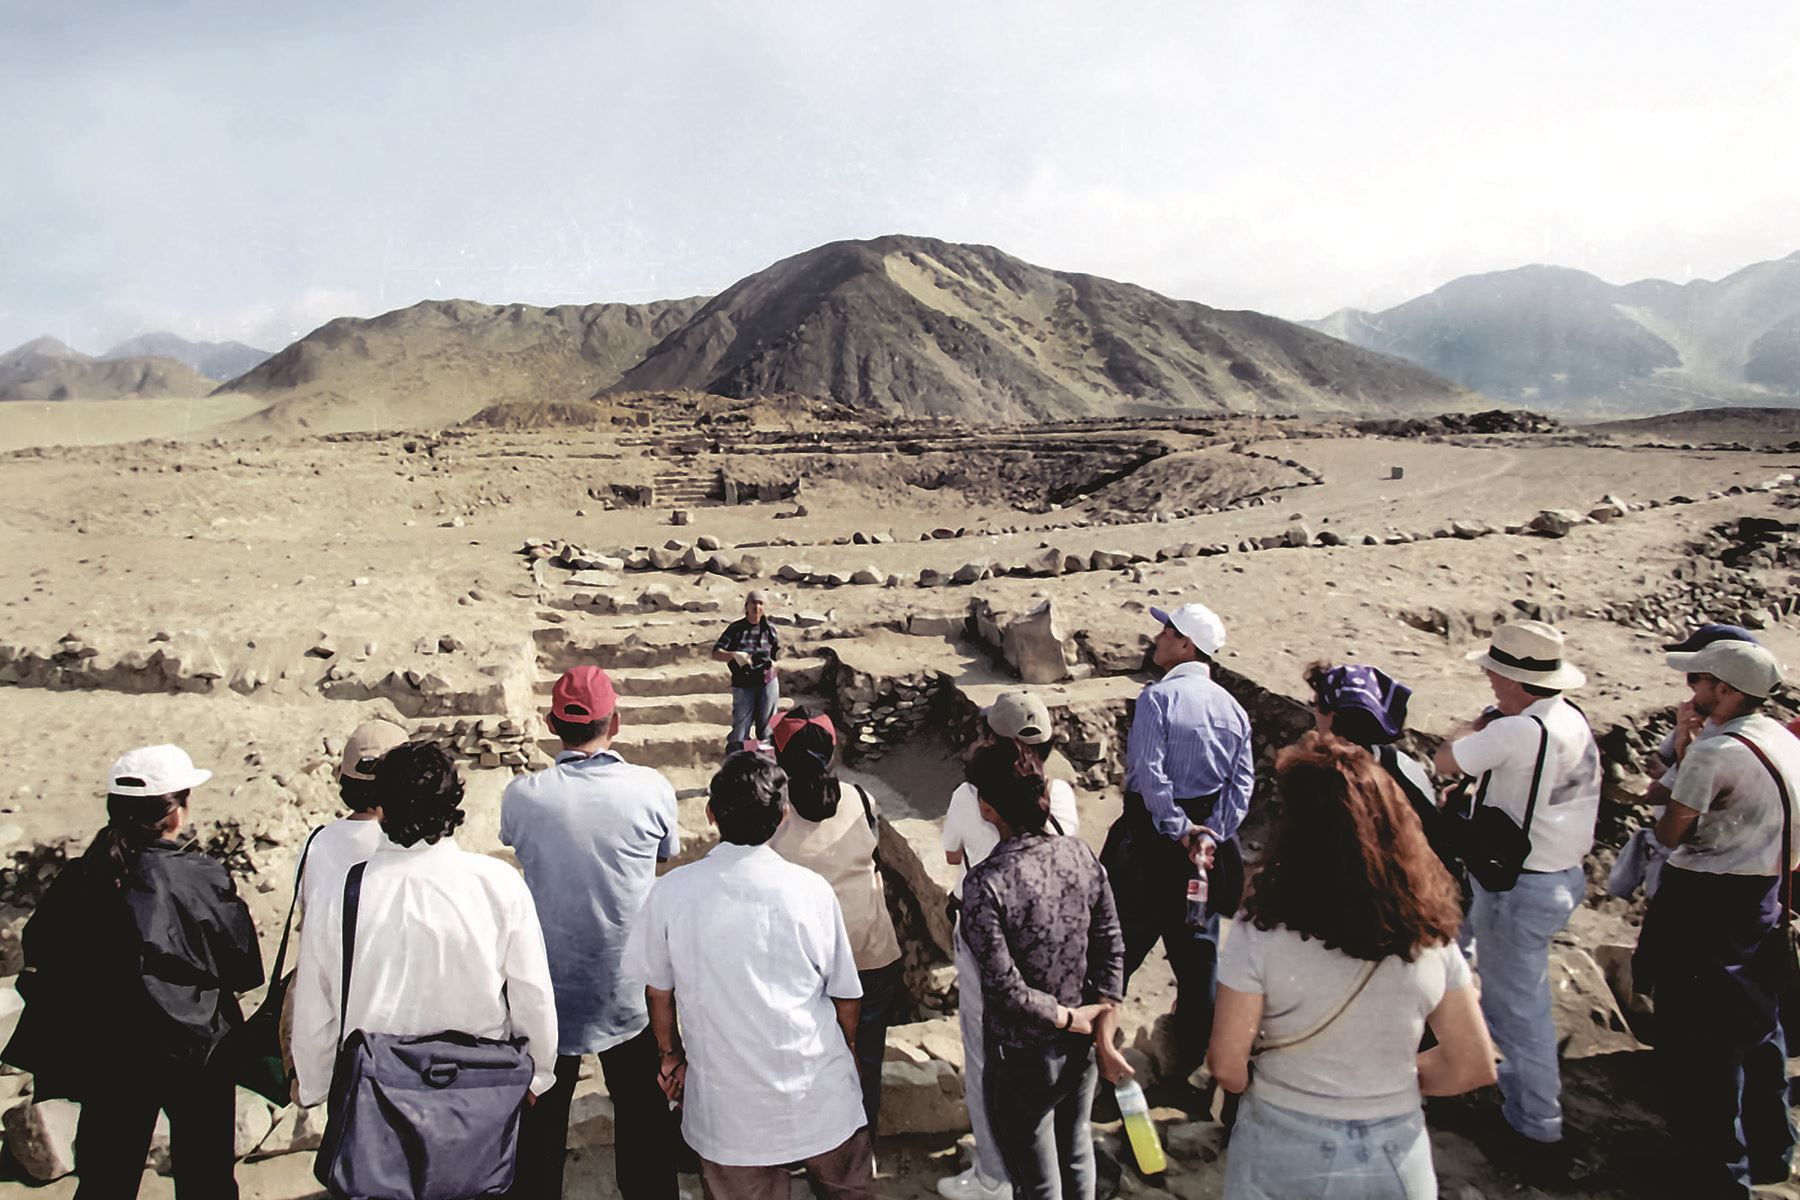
[291,835,559,1106]
[297,816,385,923]
[1450,695,1601,873]
[622,841,864,1167]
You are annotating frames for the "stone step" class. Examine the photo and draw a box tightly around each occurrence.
[532,655,828,698]
[538,721,727,771]
[616,691,734,726]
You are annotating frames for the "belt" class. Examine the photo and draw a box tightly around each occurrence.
[1123,790,1222,827]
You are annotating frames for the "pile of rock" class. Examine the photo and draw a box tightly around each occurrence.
[411,716,542,772]
[827,661,945,763]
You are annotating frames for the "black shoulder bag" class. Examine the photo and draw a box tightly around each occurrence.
[315,861,535,1200]
[1461,716,1549,893]
[211,824,324,1104]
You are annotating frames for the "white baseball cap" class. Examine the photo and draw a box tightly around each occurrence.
[108,745,212,797]
[1667,640,1785,699]
[1149,602,1227,656]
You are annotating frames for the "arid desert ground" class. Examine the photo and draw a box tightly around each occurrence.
[3,400,1800,1199]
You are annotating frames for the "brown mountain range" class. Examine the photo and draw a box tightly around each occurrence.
[0,336,214,403]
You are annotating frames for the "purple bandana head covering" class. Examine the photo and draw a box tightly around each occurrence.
[1316,664,1411,744]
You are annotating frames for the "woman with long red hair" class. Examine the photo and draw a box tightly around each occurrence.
[1208,733,1496,1199]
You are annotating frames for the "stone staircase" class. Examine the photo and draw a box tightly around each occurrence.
[650,458,718,507]
[529,619,832,858]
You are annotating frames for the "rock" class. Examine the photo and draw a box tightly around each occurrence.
[850,567,882,586]
[909,613,964,637]
[0,977,22,1048]
[1590,942,1651,1015]
[1283,523,1312,547]
[1314,530,1345,547]
[671,509,690,526]
[879,818,960,958]
[1128,1013,1181,1084]
[886,1017,965,1070]
[1549,944,1645,1059]
[638,585,675,611]
[879,1059,968,1135]
[1090,550,1131,570]
[776,562,814,581]
[1005,598,1074,684]
[1450,519,1492,539]
[951,563,989,585]
[235,1090,275,1158]
[566,1078,615,1147]
[697,535,722,552]
[1023,547,1064,577]
[4,1098,80,1181]
[1529,509,1585,537]
[918,568,948,588]
[648,546,682,570]
[1163,1120,1223,1163]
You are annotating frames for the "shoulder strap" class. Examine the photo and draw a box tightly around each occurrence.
[854,783,877,835]
[1725,732,1795,928]
[1046,809,1065,837]
[338,860,368,1033]
[1517,716,1551,837]
[1257,958,1380,1054]
[267,825,325,983]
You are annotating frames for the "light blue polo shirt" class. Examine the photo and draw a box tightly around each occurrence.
[500,749,679,1055]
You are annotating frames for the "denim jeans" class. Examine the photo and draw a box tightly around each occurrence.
[1223,1092,1436,1199]
[984,1034,1097,1200]
[955,923,1009,1183]
[1466,865,1583,1143]
[727,678,779,754]
[855,959,903,1133]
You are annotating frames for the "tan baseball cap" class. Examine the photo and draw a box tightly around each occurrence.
[984,691,1053,745]
[1667,641,1785,699]
[339,720,409,781]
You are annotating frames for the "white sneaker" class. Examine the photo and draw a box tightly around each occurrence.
[937,1167,1009,1200]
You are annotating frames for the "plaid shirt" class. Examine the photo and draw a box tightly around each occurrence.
[715,618,780,686]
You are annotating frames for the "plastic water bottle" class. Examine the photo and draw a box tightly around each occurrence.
[1113,1078,1166,1175]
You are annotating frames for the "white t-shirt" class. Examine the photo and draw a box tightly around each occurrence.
[941,779,1080,900]
[1219,921,1471,1120]
[291,836,559,1106]
[297,816,386,923]
[622,842,865,1167]
[1450,696,1601,873]
[1669,714,1800,876]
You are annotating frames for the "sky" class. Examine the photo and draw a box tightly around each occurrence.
[3,0,1798,356]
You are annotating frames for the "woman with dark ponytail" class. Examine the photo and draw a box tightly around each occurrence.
[766,707,903,1132]
[4,745,262,1200]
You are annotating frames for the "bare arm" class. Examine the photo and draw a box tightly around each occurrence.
[1432,739,1463,777]
[646,985,686,1104]
[1094,1003,1133,1084]
[1206,984,1263,1095]
[1655,800,1702,850]
[1417,986,1498,1096]
[833,996,861,1064]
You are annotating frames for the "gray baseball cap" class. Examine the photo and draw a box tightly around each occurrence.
[984,691,1053,745]
[1667,641,1785,699]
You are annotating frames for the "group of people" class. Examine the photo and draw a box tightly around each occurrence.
[6,591,1799,1200]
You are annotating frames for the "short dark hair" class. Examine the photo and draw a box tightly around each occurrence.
[550,714,605,746]
[965,740,1049,833]
[1522,683,1561,699]
[338,774,382,814]
[709,752,788,845]
[374,742,466,847]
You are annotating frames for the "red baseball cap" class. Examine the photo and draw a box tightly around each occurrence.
[551,666,616,722]
[771,706,836,754]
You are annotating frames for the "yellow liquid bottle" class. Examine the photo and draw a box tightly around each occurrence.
[1114,1079,1166,1174]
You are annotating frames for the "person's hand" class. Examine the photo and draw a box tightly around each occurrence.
[525,1091,538,1108]
[730,651,753,668]
[1471,706,1502,732]
[1672,701,1704,760]
[1060,1004,1104,1035]
[1184,828,1217,869]
[1097,1038,1135,1085]
[1644,753,1669,782]
[657,1052,687,1106]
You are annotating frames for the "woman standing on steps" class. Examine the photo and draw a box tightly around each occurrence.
[4,745,262,1200]
[1208,733,1497,1200]
[766,707,903,1133]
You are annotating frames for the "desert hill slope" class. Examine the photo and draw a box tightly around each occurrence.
[220,296,708,434]
[104,332,271,381]
[1306,251,1800,414]
[609,235,1473,420]
[0,335,214,402]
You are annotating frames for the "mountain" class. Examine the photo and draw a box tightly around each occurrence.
[1305,252,1800,414]
[221,296,708,433]
[103,333,271,381]
[0,336,213,402]
[606,236,1472,420]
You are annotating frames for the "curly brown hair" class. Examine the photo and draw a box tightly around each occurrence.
[1242,731,1461,962]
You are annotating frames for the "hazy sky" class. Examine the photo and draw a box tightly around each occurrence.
[4,0,1798,355]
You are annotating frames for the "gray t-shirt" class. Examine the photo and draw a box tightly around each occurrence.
[1669,714,1800,877]
[1218,920,1471,1120]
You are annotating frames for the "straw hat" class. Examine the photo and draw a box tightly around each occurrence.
[1466,620,1586,690]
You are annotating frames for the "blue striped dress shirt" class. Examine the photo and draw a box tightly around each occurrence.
[1124,660,1255,842]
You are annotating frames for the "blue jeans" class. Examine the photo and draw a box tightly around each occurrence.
[727,678,778,754]
[984,1035,1097,1200]
[1224,1093,1436,1199]
[1466,865,1583,1143]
